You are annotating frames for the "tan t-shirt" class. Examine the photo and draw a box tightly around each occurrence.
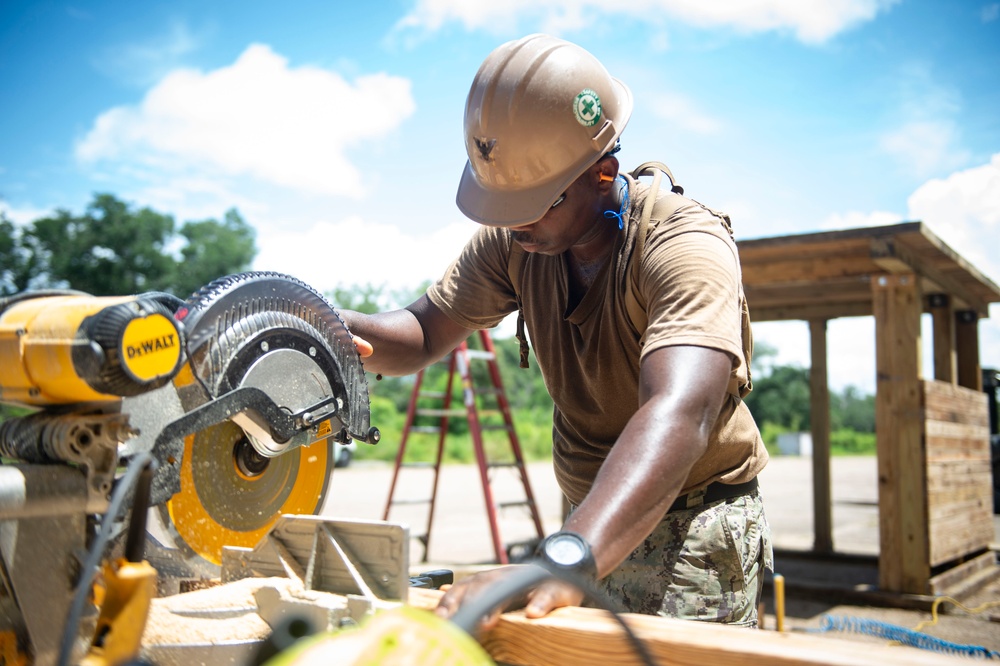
[427,174,767,506]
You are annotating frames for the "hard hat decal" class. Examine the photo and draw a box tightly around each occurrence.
[573,89,602,127]
[474,137,497,162]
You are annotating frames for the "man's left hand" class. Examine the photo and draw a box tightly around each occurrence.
[434,566,585,631]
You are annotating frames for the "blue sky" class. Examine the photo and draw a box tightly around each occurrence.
[2,0,999,392]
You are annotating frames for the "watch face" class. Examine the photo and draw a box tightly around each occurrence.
[546,534,586,566]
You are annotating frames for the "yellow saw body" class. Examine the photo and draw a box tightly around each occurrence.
[0,293,183,405]
[0,272,378,576]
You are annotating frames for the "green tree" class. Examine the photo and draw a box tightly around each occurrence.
[28,194,176,295]
[831,385,876,432]
[744,363,811,431]
[6,194,257,297]
[0,213,40,295]
[742,341,876,453]
[492,335,553,413]
[173,209,256,297]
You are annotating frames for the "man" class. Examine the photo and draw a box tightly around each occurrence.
[344,33,771,629]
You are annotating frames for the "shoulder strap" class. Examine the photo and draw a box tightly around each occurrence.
[507,241,531,368]
[624,161,684,334]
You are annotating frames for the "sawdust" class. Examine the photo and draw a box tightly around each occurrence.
[142,577,296,645]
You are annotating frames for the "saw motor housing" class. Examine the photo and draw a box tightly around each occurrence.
[0,293,184,406]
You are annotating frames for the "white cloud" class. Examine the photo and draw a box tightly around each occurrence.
[907,153,1000,283]
[0,202,53,226]
[76,44,415,198]
[252,215,479,298]
[905,154,1000,378]
[395,0,898,44]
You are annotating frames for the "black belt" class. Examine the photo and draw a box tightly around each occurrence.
[668,477,758,513]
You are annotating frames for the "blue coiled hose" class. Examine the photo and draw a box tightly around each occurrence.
[814,614,1000,659]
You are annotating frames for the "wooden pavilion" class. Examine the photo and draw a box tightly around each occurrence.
[738,221,1000,596]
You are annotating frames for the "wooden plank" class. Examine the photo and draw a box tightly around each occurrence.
[926,459,992,487]
[748,301,872,323]
[921,379,992,565]
[924,416,990,436]
[925,435,991,460]
[744,278,872,308]
[928,492,993,512]
[809,319,832,553]
[873,274,928,594]
[922,380,990,425]
[924,440,994,565]
[406,587,970,666]
[929,514,995,565]
[741,254,881,284]
[737,222,921,260]
[929,550,998,595]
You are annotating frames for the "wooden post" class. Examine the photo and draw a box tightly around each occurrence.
[928,294,956,384]
[872,273,928,594]
[956,310,982,391]
[808,319,832,553]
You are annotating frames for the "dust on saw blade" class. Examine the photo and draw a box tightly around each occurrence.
[165,419,332,565]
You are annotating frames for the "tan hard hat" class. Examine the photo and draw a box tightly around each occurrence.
[456,34,633,227]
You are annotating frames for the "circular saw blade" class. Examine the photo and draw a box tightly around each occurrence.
[153,272,371,565]
[166,420,331,565]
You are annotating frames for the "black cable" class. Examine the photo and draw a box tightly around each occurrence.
[124,459,157,563]
[449,563,658,666]
[56,451,154,666]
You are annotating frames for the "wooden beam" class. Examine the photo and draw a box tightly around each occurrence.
[406,587,969,666]
[955,310,982,391]
[809,319,832,554]
[871,237,988,314]
[743,278,873,319]
[741,254,880,284]
[928,294,956,384]
[748,301,872,323]
[869,238,912,274]
[872,273,929,594]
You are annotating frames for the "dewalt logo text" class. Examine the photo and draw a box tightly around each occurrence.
[126,333,177,359]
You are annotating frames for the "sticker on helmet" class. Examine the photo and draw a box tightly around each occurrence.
[474,137,497,162]
[573,89,602,127]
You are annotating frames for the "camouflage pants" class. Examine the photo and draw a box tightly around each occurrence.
[596,487,772,627]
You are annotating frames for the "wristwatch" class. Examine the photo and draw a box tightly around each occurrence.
[535,531,597,578]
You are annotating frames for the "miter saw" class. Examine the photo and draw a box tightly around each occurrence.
[0,271,381,665]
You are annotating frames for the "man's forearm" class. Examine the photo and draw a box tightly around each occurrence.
[340,308,433,376]
[341,295,475,376]
[564,406,708,577]
[563,345,731,578]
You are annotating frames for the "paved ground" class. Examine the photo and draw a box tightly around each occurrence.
[322,455,1000,656]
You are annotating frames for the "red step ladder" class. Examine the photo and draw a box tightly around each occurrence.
[382,329,545,564]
